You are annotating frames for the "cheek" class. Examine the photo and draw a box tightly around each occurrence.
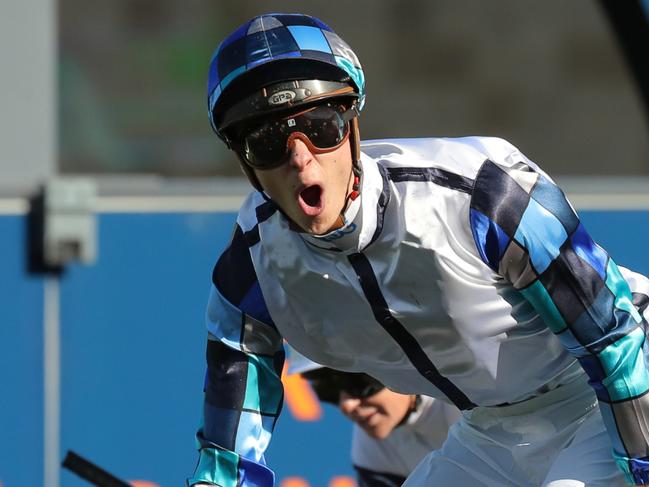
[255,170,289,199]
[385,399,411,425]
[328,143,352,180]
[367,414,395,440]
[384,408,402,428]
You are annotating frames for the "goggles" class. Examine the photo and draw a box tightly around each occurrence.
[238,102,358,170]
[301,368,385,405]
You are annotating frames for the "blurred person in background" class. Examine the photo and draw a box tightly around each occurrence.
[288,348,461,487]
[190,12,649,487]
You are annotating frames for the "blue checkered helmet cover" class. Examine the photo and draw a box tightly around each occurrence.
[207,13,365,136]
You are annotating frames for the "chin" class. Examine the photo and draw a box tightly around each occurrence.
[369,430,390,440]
[364,425,391,440]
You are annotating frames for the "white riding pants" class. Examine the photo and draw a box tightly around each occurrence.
[403,375,626,486]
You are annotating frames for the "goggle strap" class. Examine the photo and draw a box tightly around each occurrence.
[341,105,359,123]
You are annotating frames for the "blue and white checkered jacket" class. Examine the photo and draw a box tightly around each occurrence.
[189,137,649,486]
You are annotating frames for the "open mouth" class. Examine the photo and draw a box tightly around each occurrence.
[297,185,323,216]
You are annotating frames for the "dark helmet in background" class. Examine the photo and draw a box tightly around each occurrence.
[207,13,366,188]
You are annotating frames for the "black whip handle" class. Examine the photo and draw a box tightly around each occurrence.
[62,450,131,487]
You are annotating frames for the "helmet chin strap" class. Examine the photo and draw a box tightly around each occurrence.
[331,118,362,230]
[329,160,361,230]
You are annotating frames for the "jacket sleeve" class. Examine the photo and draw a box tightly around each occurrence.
[620,266,649,323]
[469,158,649,485]
[188,224,285,487]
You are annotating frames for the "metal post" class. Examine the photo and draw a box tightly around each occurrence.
[44,276,61,487]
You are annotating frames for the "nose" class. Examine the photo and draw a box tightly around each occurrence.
[286,136,314,170]
[338,392,361,417]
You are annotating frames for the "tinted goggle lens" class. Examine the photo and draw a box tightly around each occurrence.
[241,104,355,169]
[302,368,385,405]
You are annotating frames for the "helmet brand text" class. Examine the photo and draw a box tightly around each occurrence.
[269,90,297,105]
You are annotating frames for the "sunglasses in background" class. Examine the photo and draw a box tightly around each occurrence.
[238,102,358,170]
[301,367,385,405]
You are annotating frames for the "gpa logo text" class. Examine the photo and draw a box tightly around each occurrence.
[269,90,296,105]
